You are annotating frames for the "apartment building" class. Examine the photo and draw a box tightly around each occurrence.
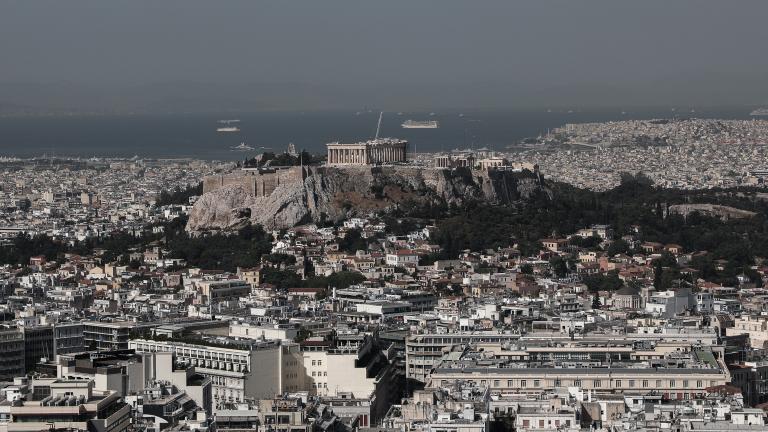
[301,334,399,424]
[406,332,522,383]
[0,327,24,382]
[426,347,729,401]
[0,377,131,432]
[83,320,156,351]
[129,338,303,405]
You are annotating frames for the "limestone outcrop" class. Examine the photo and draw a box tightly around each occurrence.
[186,166,545,232]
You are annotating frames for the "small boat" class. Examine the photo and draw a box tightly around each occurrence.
[231,142,254,152]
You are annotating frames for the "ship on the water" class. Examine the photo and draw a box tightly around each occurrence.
[751,108,768,116]
[401,120,439,129]
[217,119,241,132]
[230,142,254,152]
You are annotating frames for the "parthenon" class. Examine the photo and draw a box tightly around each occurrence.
[326,138,408,166]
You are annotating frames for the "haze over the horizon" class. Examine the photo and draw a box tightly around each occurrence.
[2,0,768,113]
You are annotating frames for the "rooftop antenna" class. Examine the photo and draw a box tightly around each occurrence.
[375,111,384,140]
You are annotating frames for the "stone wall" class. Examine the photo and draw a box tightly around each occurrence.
[203,166,307,197]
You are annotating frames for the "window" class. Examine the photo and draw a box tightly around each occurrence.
[656,380,661,388]
[312,360,316,366]
[521,380,527,388]
[669,380,675,388]
[615,380,622,388]
[494,380,500,387]
[696,380,702,388]
[574,380,581,387]
[683,380,689,388]
[593,380,601,388]
[318,360,322,366]
[507,380,513,387]
[533,380,540,387]
[554,379,561,387]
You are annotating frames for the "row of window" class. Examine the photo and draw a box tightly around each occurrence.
[444,378,718,389]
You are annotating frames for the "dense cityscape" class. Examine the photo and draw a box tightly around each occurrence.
[516,118,768,191]
[2,118,768,431]
[5,1,768,431]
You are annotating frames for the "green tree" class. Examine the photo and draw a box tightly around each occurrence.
[549,256,568,278]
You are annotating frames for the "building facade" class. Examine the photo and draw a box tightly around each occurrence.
[326,139,407,166]
[0,326,25,381]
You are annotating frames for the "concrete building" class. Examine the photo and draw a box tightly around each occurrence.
[645,288,695,318]
[229,321,299,342]
[53,322,85,356]
[300,334,399,424]
[0,326,25,382]
[83,321,156,351]
[326,139,407,166]
[196,280,251,304]
[612,286,642,309]
[0,377,131,432]
[729,316,768,349]
[406,333,522,383]
[57,350,212,416]
[21,326,53,372]
[386,250,419,267]
[427,349,729,401]
[129,339,303,406]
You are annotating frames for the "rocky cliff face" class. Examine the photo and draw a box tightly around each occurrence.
[186,166,546,233]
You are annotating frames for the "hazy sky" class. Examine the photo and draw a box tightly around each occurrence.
[2,0,768,112]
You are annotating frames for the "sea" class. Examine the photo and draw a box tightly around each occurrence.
[0,107,757,161]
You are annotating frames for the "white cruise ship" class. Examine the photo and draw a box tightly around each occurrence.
[402,120,439,129]
[217,119,241,132]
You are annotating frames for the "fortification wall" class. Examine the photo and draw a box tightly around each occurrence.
[203,166,306,197]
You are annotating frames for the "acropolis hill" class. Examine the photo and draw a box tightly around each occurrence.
[187,165,544,232]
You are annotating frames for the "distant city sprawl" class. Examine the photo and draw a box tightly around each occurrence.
[518,118,768,190]
[0,158,222,243]
[3,128,768,431]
